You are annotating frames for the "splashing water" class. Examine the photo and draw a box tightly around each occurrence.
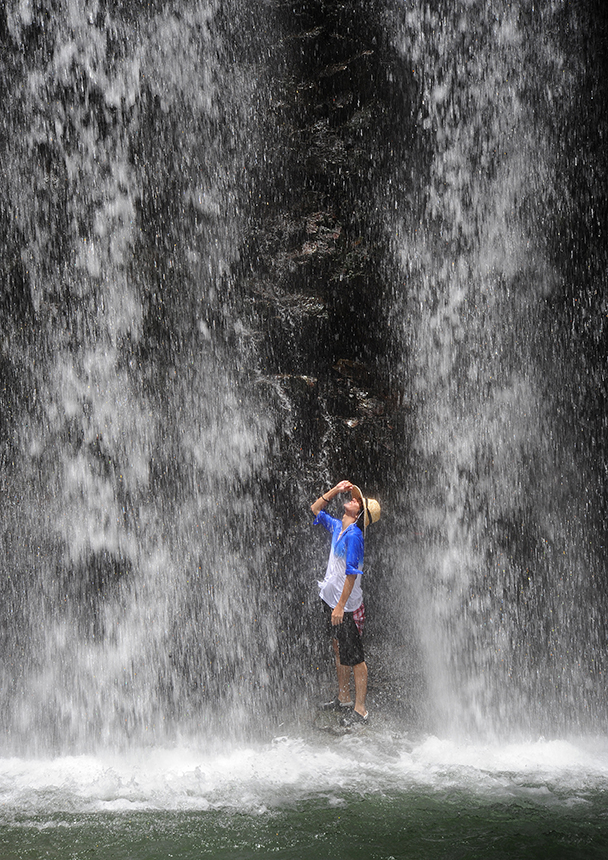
[385,0,608,738]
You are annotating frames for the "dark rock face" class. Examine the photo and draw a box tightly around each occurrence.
[243,1,418,491]
[230,1,426,724]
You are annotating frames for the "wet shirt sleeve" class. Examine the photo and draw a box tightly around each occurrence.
[344,528,364,576]
[313,510,339,534]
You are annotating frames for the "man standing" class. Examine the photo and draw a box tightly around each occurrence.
[311,480,380,724]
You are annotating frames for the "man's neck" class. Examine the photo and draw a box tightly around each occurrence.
[341,514,356,530]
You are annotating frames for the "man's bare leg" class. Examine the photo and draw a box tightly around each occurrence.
[332,638,353,703]
[353,661,368,716]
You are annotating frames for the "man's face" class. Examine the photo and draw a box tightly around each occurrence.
[344,493,363,518]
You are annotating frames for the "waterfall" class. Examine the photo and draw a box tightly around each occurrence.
[1,0,607,757]
[0,0,283,751]
[385,0,608,736]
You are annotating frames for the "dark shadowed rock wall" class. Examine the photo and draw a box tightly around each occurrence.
[245,1,414,482]
[235,0,427,720]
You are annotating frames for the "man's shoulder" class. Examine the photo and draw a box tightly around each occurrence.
[313,510,340,529]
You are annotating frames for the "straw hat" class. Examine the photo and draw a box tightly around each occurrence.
[350,485,381,528]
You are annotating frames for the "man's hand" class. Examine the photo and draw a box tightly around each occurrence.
[332,575,356,625]
[331,605,345,626]
[311,480,354,516]
[334,480,353,495]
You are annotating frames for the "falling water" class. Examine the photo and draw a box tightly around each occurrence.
[1,0,608,856]
[384,0,608,738]
[1,0,284,751]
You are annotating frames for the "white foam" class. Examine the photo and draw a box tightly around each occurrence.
[1,734,607,818]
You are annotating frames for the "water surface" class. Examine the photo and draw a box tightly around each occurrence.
[2,730,607,858]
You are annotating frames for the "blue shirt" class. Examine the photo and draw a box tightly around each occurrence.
[314,510,364,611]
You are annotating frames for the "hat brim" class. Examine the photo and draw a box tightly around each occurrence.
[351,485,380,528]
[351,485,364,505]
